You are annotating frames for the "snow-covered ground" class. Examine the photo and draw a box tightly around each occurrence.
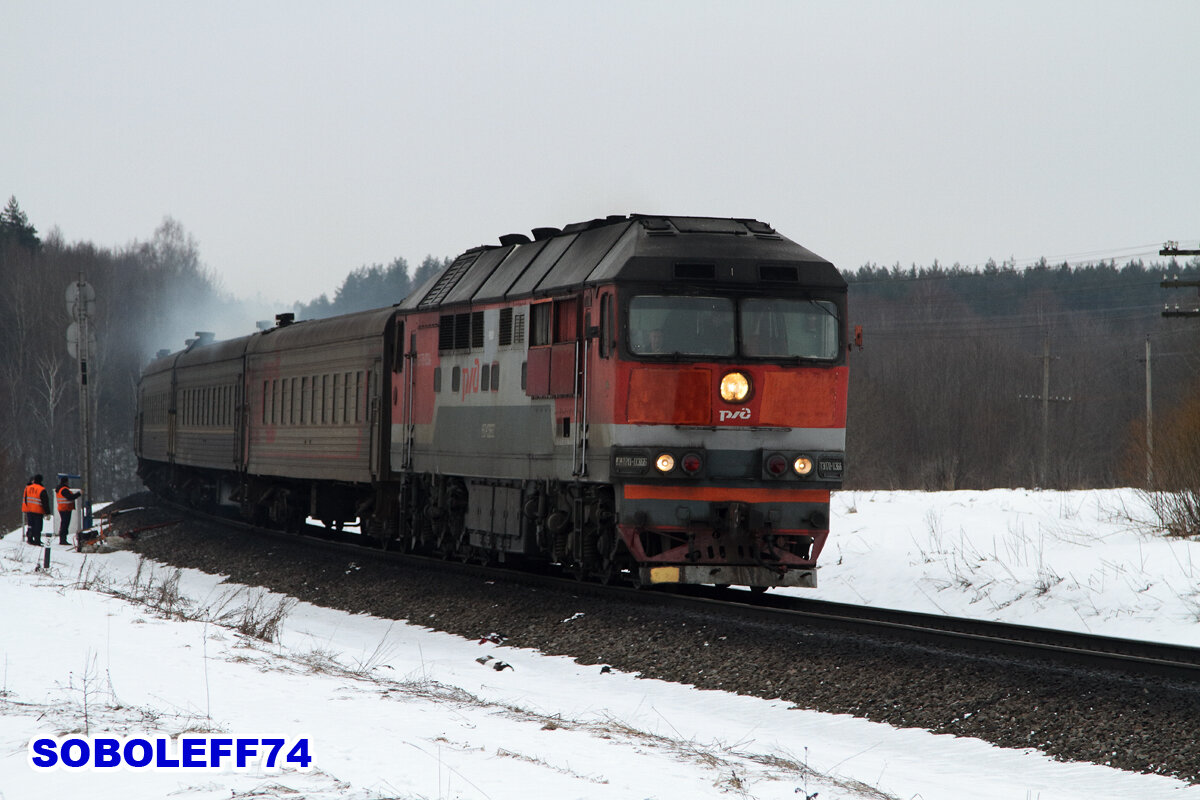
[2,489,1199,800]
[810,489,1200,647]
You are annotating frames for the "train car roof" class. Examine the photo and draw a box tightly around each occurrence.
[399,214,844,311]
[245,304,396,355]
[144,306,396,369]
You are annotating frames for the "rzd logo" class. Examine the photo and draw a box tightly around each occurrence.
[718,408,751,422]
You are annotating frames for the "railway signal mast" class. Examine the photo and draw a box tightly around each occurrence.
[66,276,96,529]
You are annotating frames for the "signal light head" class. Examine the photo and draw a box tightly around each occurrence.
[681,452,703,475]
[655,453,676,473]
[793,456,814,476]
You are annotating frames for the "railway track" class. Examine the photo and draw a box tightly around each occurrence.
[133,499,1200,685]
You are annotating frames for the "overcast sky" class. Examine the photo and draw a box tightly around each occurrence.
[5,1,1198,305]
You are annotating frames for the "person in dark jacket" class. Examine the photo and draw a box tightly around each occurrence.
[22,475,51,545]
[56,476,81,545]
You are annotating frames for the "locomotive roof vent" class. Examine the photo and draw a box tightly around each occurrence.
[759,264,799,282]
[740,219,782,240]
[275,312,295,327]
[499,233,531,246]
[194,331,215,345]
[531,227,561,241]
[156,348,170,359]
[636,216,676,236]
[674,262,716,281]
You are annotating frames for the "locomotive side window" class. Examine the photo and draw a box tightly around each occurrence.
[629,296,734,357]
[741,298,839,360]
[356,371,364,422]
[530,303,552,346]
[553,298,578,343]
[599,294,611,358]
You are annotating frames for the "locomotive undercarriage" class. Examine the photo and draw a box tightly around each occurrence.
[393,475,634,583]
[393,474,822,588]
[139,459,819,589]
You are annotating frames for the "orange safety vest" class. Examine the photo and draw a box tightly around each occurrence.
[57,486,76,512]
[22,483,46,514]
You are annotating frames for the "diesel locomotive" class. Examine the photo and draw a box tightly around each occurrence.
[136,214,849,589]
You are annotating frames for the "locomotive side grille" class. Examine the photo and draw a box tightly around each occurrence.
[453,313,471,350]
[499,308,513,345]
[471,310,484,349]
[438,315,455,351]
[513,312,526,344]
[439,311,487,352]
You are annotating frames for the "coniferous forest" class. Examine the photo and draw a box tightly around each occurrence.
[3,196,1199,528]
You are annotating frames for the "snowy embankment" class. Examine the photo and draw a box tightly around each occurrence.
[807,489,1200,648]
[1,489,1199,800]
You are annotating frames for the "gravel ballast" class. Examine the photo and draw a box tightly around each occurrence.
[106,494,1200,784]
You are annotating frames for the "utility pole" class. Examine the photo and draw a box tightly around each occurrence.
[1018,335,1072,488]
[1160,241,1200,317]
[1145,336,1153,487]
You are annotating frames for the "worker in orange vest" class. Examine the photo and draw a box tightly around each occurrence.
[22,475,51,545]
[56,476,81,545]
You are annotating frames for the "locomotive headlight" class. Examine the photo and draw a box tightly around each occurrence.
[793,456,814,476]
[720,371,751,403]
[655,453,676,473]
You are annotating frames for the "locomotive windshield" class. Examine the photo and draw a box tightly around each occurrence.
[741,298,839,360]
[629,296,735,357]
[628,295,839,360]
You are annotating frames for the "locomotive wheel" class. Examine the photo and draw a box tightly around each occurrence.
[594,556,620,585]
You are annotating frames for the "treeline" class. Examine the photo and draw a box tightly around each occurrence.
[0,205,234,520]
[844,258,1200,490]
[0,197,444,527]
[291,255,451,319]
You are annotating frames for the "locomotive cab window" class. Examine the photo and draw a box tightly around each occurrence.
[629,296,734,357]
[741,298,840,360]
